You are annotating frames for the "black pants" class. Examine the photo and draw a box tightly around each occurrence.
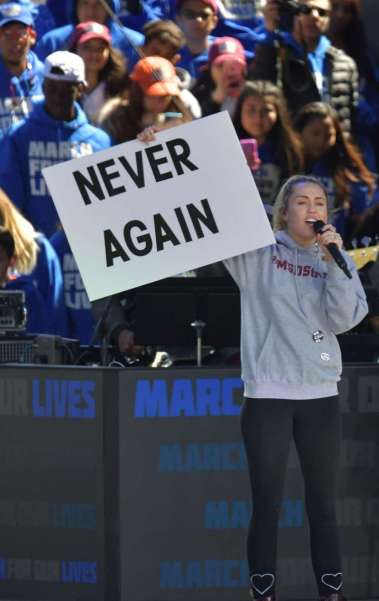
[241,396,342,598]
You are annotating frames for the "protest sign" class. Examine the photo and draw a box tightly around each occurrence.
[43,111,274,301]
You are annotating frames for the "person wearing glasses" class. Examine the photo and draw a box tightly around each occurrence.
[174,0,219,80]
[0,3,44,139]
[248,0,359,135]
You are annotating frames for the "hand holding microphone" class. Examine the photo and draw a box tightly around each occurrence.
[312,220,352,279]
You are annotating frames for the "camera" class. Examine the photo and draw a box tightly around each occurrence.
[277,0,311,17]
[276,0,311,31]
[0,290,27,332]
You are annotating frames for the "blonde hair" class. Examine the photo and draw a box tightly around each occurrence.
[272,175,329,231]
[0,189,38,273]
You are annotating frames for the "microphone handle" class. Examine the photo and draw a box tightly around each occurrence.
[326,243,353,279]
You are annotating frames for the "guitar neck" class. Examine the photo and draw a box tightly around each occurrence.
[347,245,379,270]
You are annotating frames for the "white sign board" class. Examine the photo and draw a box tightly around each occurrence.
[43,111,274,301]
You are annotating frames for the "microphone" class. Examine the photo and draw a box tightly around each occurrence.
[312,220,352,279]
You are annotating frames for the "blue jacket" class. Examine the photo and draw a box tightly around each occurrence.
[36,0,143,68]
[50,229,94,344]
[176,36,216,81]
[30,2,56,39]
[118,0,163,32]
[32,234,69,336]
[3,233,67,335]
[0,100,111,237]
[0,50,44,139]
[47,0,67,27]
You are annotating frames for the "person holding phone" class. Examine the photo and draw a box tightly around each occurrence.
[224,174,367,601]
[233,80,304,216]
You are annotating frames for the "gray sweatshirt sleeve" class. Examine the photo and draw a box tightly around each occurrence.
[223,249,261,289]
[322,255,368,334]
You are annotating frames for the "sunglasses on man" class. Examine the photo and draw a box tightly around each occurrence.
[302,4,330,17]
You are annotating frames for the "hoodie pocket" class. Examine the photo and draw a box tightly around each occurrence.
[255,324,275,377]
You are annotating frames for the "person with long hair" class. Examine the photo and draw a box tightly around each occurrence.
[99,55,192,143]
[294,101,377,244]
[224,174,367,601]
[69,20,129,123]
[0,3,44,139]
[327,0,370,80]
[0,227,49,334]
[233,80,304,215]
[0,188,68,335]
[327,0,379,171]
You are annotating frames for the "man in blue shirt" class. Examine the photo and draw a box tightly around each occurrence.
[175,0,219,79]
[0,50,111,237]
[250,0,359,133]
[0,2,44,138]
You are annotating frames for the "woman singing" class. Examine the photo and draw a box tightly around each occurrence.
[224,174,368,601]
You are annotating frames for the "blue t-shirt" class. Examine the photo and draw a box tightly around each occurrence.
[176,36,216,81]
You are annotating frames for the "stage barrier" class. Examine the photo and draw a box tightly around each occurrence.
[0,365,378,601]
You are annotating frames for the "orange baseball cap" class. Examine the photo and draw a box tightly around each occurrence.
[130,56,180,96]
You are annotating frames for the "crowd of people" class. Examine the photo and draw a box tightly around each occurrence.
[0,0,378,342]
[0,3,378,601]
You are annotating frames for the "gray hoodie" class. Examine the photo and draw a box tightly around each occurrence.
[224,230,368,400]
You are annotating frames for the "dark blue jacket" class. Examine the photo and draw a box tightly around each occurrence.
[47,0,67,27]
[50,229,94,344]
[0,100,111,237]
[118,0,163,32]
[3,233,67,335]
[36,0,143,68]
[32,234,69,336]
